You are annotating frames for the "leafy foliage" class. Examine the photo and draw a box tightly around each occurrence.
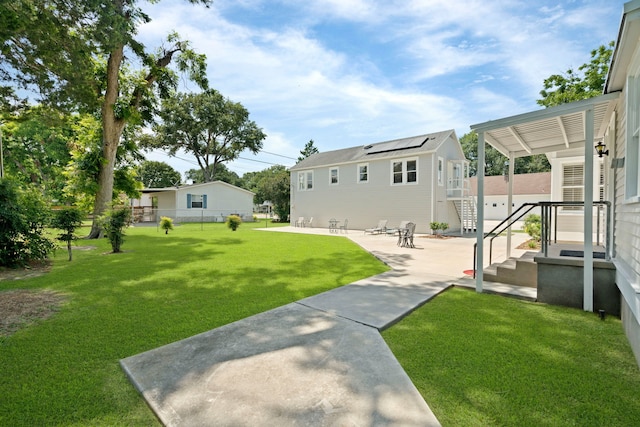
[185,163,242,186]
[538,42,614,107]
[50,207,85,261]
[523,214,541,242]
[142,89,266,182]
[226,214,242,231]
[159,216,174,234]
[297,139,319,162]
[245,166,290,221]
[0,106,73,202]
[0,179,55,267]
[460,131,550,176]
[138,161,181,188]
[99,208,131,253]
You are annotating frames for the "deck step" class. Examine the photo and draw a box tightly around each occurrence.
[483,252,538,288]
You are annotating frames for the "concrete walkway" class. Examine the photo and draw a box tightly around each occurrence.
[121,227,534,426]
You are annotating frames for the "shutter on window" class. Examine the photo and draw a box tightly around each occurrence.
[187,193,192,209]
[203,194,208,209]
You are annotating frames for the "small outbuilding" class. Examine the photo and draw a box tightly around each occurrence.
[135,181,255,223]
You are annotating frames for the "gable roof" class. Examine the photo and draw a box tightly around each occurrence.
[468,172,550,196]
[290,129,456,171]
[142,180,254,196]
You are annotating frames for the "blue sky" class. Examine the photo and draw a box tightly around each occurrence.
[138,0,622,177]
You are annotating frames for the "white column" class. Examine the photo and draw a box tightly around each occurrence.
[476,132,485,292]
[584,108,594,312]
[506,152,515,258]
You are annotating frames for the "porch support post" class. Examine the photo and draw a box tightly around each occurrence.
[476,132,485,292]
[506,152,515,258]
[584,107,595,312]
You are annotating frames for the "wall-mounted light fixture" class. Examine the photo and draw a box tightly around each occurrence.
[595,140,609,158]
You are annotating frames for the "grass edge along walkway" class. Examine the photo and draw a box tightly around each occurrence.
[0,222,388,426]
[383,287,640,427]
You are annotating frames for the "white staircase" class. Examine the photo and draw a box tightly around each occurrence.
[453,197,477,233]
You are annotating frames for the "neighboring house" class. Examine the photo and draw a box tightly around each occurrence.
[290,130,474,234]
[468,172,550,221]
[136,181,255,223]
[471,0,640,368]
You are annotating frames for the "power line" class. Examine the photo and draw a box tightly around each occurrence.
[260,150,297,160]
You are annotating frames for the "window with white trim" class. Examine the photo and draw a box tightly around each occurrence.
[438,157,444,186]
[391,158,418,185]
[187,194,207,209]
[562,164,584,211]
[329,167,339,185]
[298,171,314,191]
[626,68,640,201]
[358,164,369,183]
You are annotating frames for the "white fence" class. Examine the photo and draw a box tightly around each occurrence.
[132,207,255,224]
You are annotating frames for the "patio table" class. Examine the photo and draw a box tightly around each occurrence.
[329,219,339,233]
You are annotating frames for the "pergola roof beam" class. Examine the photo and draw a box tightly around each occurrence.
[556,116,570,148]
[508,126,532,154]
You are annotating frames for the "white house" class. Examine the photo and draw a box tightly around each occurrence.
[138,181,255,223]
[471,0,640,367]
[468,172,550,221]
[290,130,474,234]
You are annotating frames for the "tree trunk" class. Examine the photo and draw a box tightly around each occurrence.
[88,45,126,239]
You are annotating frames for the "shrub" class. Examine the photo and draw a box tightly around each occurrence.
[51,207,85,261]
[226,214,242,231]
[430,222,440,235]
[439,222,449,235]
[99,208,131,253]
[0,179,55,267]
[159,216,174,234]
[523,214,542,242]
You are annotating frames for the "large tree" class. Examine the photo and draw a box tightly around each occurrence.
[143,89,266,182]
[138,160,181,188]
[185,163,242,187]
[1,0,211,237]
[0,106,73,201]
[538,42,614,107]
[244,165,290,220]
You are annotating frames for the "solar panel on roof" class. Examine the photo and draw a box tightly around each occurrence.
[365,136,429,154]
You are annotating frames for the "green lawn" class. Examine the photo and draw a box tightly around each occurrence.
[383,287,640,427]
[0,222,388,426]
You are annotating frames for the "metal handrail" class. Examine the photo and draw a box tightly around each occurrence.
[539,201,611,260]
[473,203,539,278]
[473,200,612,279]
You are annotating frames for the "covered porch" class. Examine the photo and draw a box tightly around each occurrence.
[470,92,620,312]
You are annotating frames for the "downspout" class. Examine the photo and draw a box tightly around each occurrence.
[431,154,436,228]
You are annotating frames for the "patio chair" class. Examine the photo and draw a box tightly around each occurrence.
[307,217,313,228]
[364,219,387,234]
[339,219,348,233]
[296,217,305,227]
[398,222,416,248]
[387,220,409,237]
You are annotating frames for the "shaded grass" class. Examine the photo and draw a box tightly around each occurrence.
[0,222,388,426]
[382,287,640,427]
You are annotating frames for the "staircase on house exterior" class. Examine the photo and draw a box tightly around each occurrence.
[482,251,538,288]
[452,197,477,234]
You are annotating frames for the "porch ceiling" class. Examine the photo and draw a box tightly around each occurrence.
[470,92,620,158]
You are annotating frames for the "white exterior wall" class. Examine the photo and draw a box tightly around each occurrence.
[612,82,640,367]
[291,135,466,234]
[292,153,434,233]
[477,194,547,221]
[150,182,254,223]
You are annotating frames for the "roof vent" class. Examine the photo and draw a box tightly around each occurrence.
[364,144,373,149]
